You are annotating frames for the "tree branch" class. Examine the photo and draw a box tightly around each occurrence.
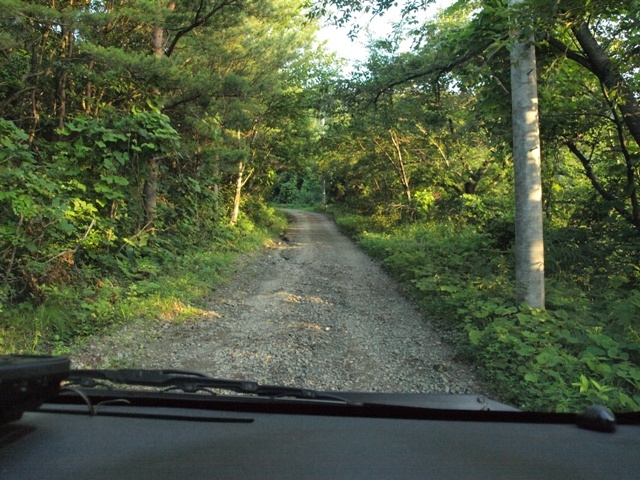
[600,82,640,227]
[571,21,640,149]
[565,140,637,228]
[165,0,241,57]
[546,36,593,71]
[373,40,494,102]
[46,219,97,263]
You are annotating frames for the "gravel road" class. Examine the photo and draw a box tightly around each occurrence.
[73,209,485,394]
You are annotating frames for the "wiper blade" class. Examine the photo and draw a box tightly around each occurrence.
[68,369,350,403]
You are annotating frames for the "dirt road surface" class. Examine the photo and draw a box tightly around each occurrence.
[74,210,484,394]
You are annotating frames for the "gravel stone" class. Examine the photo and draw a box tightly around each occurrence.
[72,210,488,395]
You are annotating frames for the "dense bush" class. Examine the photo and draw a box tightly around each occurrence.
[334,211,640,413]
[271,171,324,207]
[0,0,324,356]
[0,110,292,355]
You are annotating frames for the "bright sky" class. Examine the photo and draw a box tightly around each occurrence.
[316,0,457,72]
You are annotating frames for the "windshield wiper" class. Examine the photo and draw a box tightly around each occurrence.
[67,369,351,403]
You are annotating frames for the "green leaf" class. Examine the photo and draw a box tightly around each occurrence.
[440,285,458,293]
[592,363,613,375]
[113,151,129,164]
[496,306,518,316]
[536,348,564,367]
[607,348,629,361]
[618,393,639,410]
[515,344,536,356]
[589,379,612,392]
[468,329,482,345]
[57,219,76,234]
[573,375,589,393]
[584,346,606,357]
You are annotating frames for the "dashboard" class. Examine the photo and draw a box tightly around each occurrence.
[1,355,638,479]
[2,397,639,479]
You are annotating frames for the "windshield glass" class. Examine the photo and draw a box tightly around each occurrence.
[1,0,638,415]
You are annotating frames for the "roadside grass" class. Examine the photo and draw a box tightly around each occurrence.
[332,210,640,413]
[0,208,287,356]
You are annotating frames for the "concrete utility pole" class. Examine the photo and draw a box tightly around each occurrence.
[509,0,545,309]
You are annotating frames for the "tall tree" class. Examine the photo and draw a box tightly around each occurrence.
[509,0,545,308]
[0,0,327,308]
[316,0,548,307]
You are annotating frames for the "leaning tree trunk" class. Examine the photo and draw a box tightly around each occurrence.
[389,130,412,204]
[571,22,640,149]
[509,0,545,309]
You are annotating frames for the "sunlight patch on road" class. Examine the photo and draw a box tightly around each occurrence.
[149,299,221,323]
[287,322,329,332]
[281,292,330,305]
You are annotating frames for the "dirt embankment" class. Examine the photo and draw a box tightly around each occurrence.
[73,210,485,394]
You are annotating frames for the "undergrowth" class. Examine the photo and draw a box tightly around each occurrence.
[0,206,287,356]
[333,210,640,413]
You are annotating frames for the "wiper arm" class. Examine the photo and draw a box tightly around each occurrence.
[68,369,350,403]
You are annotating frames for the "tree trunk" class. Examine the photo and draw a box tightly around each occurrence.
[153,26,164,58]
[57,71,67,130]
[142,15,166,226]
[389,130,412,204]
[213,159,220,199]
[230,161,244,227]
[143,156,159,225]
[509,0,545,309]
[322,176,327,208]
[57,0,75,130]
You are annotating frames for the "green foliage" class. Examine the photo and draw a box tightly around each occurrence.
[334,210,640,413]
[3,0,640,414]
[271,171,324,207]
[466,304,640,412]
[0,0,328,354]
[0,112,181,309]
[315,0,640,412]
[413,190,437,220]
[0,207,286,354]
[242,201,288,235]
